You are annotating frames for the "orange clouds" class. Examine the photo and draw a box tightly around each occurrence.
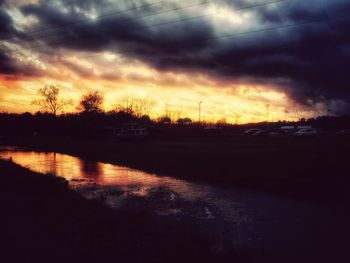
[0,48,319,122]
[0,70,317,123]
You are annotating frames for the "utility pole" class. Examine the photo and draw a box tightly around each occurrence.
[198,101,202,123]
[266,104,270,122]
[234,113,240,125]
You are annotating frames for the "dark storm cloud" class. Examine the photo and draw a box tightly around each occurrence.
[0,0,16,40]
[0,3,20,74]
[6,0,350,114]
[245,0,350,113]
[0,50,18,74]
[20,0,214,53]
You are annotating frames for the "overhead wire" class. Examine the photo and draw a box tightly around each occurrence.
[4,0,290,54]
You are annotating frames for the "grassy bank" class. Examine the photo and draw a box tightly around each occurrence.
[0,159,244,263]
[3,135,350,202]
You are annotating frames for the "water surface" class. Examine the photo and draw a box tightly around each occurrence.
[0,146,339,259]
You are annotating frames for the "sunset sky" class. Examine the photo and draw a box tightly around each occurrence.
[1,0,350,123]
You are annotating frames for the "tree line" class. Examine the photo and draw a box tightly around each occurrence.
[31,85,193,125]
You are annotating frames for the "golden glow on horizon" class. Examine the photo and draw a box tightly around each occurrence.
[0,0,335,125]
[0,71,317,123]
[0,47,319,123]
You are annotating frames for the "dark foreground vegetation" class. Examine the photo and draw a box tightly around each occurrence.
[1,111,350,139]
[0,159,245,263]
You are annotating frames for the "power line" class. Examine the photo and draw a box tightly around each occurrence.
[5,0,215,52]
[30,0,289,42]
[30,2,212,41]
[47,10,350,62]
[4,0,166,39]
[3,0,349,66]
[4,0,208,42]
[6,0,290,54]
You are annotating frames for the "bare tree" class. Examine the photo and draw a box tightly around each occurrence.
[79,91,104,113]
[162,104,184,122]
[114,95,135,114]
[233,112,241,125]
[163,103,176,121]
[177,117,192,125]
[133,98,156,117]
[32,85,72,116]
[114,96,156,117]
[216,118,227,126]
[158,116,172,124]
[173,110,183,121]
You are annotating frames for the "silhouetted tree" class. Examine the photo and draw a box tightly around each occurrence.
[133,98,156,117]
[114,96,156,117]
[140,115,151,123]
[216,118,227,126]
[177,117,192,125]
[177,118,184,125]
[233,113,240,125]
[163,103,174,120]
[158,116,171,124]
[79,91,104,113]
[173,110,183,121]
[32,85,72,116]
[184,117,192,124]
[114,95,135,114]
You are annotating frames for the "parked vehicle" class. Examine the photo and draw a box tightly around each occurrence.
[336,129,350,136]
[116,129,148,139]
[243,129,263,136]
[279,126,297,135]
[294,128,318,136]
[252,130,267,136]
[115,122,149,140]
[268,131,279,136]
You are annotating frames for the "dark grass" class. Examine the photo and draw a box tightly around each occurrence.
[3,135,350,203]
[0,159,247,263]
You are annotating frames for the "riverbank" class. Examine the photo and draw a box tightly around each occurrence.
[3,135,350,203]
[0,159,243,263]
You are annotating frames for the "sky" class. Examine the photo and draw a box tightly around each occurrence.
[0,0,350,123]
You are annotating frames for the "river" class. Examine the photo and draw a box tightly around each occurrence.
[0,146,345,261]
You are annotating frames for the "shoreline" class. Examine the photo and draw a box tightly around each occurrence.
[2,135,350,203]
[1,158,243,262]
[2,138,350,262]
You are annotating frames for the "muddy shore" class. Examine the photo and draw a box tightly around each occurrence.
[0,159,242,263]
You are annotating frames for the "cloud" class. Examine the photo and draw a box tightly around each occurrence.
[1,0,350,114]
[0,6,19,74]
[0,3,16,39]
[0,49,18,74]
[0,2,41,75]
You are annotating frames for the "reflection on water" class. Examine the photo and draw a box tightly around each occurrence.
[79,159,101,181]
[0,147,206,200]
[0,146,329,257]
[0,147,340,262]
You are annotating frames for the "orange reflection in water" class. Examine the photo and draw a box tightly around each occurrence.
[0,149,205,199]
